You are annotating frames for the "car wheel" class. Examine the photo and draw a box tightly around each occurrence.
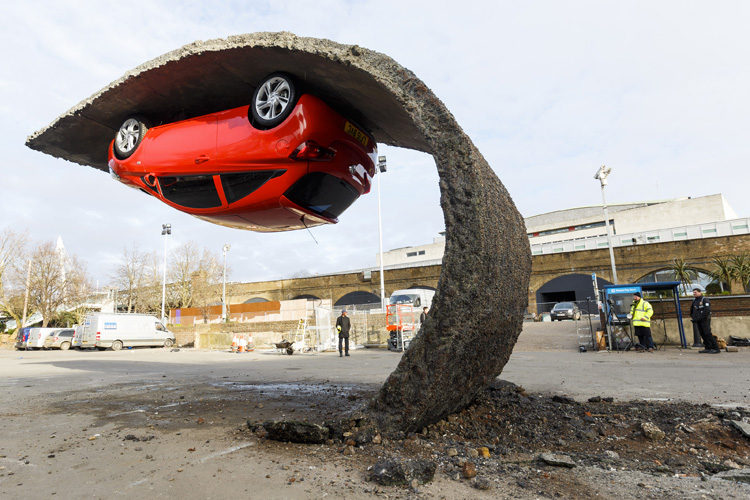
[164,338,174,348]
[251,73,298,129]
[113,116,150,160]
[60,342,70,351]
[286,347,294,355]
[112,340,123,351]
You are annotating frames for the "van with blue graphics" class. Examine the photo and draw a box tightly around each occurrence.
[80,313,175,351]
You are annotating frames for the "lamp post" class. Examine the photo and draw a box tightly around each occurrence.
[376,156,387,311]
[594,166,618,284]
[160,223,171,324]
[222,243,230,323]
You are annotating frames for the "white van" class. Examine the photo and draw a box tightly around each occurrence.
[25,327,60,350]
[80,313,175,351]
[71,324,84,349]
[388,289,435,310]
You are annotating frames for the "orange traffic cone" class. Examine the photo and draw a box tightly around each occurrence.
[247,334,254,352]
[238,335,246,353]
[231,334,238,352]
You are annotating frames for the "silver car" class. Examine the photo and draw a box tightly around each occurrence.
[43,329,75,350]
[550,302,581,321]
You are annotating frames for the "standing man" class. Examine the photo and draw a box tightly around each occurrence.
[336,309,351,357]
[691,288,719,353]
[630,292,655,352]
[420,307,428,324]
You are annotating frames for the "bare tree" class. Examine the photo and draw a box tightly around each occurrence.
[169,241,201,309]
[192,249,224,323]
[63,255,95,325]
[28,241,70,327]
[0,229,28,329]
[111,245,148,312]
[168,242,224,322]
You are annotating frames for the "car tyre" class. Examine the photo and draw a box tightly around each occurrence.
[251,73,298,129]
[164,338,174,348]
[112,340,123,351]
[113,116,150,160]
[60,342,70,351]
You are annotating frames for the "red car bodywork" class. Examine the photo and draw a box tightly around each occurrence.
[108,94,377,232]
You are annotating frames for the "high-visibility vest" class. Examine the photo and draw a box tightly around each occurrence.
[630,299,653,327]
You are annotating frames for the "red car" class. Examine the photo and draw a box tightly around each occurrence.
[108,73,377,232]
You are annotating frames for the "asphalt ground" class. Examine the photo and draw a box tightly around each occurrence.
[2,320,748,409]
[1,320,749,500]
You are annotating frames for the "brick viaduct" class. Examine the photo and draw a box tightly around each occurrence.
[229,234,750,311]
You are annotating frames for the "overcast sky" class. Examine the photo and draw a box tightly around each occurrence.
[2,0,749,286]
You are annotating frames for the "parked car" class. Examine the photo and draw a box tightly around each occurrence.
[107,72,378,232]
[551,302,581,321]
[43,329,75,350]
[14,327,30,350]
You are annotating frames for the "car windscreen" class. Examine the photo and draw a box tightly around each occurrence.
[159,175,222,208]
[389,294,419,305]
[553,303,573,310]
[284,172,359,219]
[220,170,285,204]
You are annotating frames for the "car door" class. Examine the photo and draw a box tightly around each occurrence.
[143,115,218,173]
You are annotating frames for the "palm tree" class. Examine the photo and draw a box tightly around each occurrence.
[669,258,696,296]
[730,253,750,293]
[708,256,733,293]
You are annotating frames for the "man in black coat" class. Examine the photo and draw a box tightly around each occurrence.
[336,310,351,357]
[691,288,719,353]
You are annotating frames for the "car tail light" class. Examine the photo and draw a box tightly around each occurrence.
[289,141,335,162]
[96,331,101,340]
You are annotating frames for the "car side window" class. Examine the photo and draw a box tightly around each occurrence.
[284,172,359,219]
[221,170,285,205]
[159,175,222,208]
[155,323,166,332]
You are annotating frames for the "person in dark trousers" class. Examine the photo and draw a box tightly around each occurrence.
[629,292,655,352]
[336,310,351,357]
[420,307,428,324]
[691,288,719,353]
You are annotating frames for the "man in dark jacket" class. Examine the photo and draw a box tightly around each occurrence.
[336,310,351,357]
[691,288,719,353]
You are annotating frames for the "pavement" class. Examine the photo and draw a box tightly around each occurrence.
[1,321,748,409]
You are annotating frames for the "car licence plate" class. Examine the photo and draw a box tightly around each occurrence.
[344,121,369,147]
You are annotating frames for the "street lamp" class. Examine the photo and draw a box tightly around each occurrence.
[376,155,387,311]
[160,223,171,324]
[222,243,230,323]
[593,166,618,284]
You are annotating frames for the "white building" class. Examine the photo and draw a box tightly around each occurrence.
[377,194,748,265]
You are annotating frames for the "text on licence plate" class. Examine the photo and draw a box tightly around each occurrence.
[344,121,369,147]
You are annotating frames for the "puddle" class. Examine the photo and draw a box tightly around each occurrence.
[210,382,358,395]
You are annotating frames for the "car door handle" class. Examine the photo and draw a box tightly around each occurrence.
[195,155,210,164]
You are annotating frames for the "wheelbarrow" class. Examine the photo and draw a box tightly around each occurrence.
[274,340,295,355]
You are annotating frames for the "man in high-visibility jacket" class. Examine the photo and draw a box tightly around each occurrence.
[630,292,655,352]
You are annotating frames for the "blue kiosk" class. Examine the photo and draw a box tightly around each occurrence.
[601,281,688,349]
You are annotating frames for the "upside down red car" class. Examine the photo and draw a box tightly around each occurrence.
[107,73,377,232]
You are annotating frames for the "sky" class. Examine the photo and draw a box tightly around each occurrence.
[2,0,749,287]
